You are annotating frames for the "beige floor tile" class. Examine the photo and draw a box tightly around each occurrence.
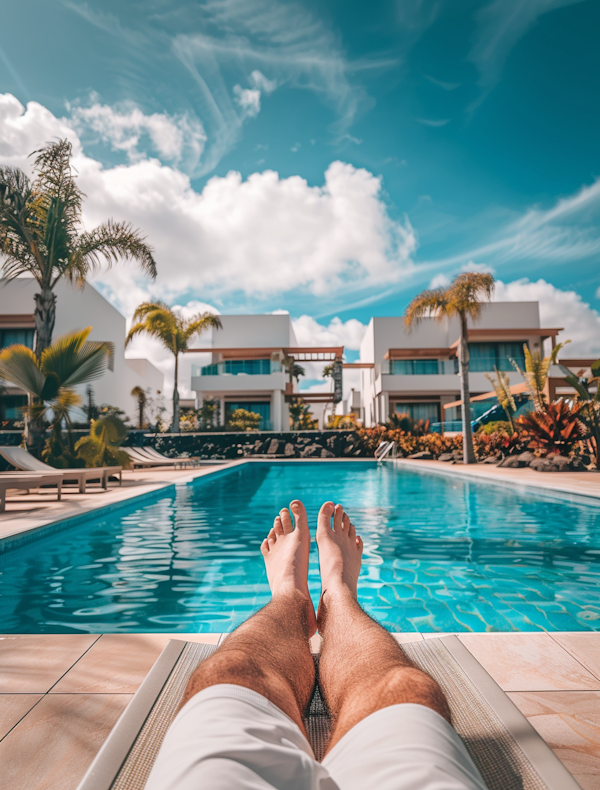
[392,633,424,643]
[458,633,600,691]
[422,633,452,640]
[508,691,600,782]
[0,635,99,693]
[0,693,131,790]
[551,633,600,681]
[0,695,43,739]
[53,633,216,693]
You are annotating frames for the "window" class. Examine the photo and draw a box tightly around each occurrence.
[224,359,271,375]
[0,394,28,420]
[468,342,526,372]
[394,402,440,422]
[200,359,271,376]
[225,401,271,429]
[0,328,34,350]
[391,359,440,375]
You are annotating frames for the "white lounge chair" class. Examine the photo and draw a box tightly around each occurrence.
[0,447,122,494]
[135,447,193,467]
[0,471,63,511]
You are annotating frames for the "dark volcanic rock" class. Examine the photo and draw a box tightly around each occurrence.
[498,455,526,468]
[529,455,572,472]
[408,451,433,460]
[438,453,454,462]
[284,442,295,457]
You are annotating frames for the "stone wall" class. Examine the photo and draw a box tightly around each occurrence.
[129,430,367,460]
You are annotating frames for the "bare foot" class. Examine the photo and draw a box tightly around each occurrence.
[260,500,317,636]
[316,502,363,603]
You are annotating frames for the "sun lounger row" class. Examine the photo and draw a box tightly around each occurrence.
[0,446,122,495]
[0,471,64,511]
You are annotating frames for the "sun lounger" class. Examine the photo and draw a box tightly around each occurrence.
[0,472,63,510]
[76,635,579,790]
[138,447,196,467]
[0,446,122,494]
[124,448,189,468]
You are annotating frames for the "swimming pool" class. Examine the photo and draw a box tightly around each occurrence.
[1,461,600,633]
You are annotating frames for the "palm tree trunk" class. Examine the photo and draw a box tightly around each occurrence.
[34,286,57,359]
[172,353,180,432]
[459,314,477,464]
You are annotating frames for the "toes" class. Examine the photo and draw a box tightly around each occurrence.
[279,508,293,534]
[333,504,344,532]
[356,535,363,553]
[267,527,278,544]
[274,516,284,535]
[260,537,269,555]
[317,501,335,534]
[348,520,356,538]
[290,500,309,534]
[342,512,350,533]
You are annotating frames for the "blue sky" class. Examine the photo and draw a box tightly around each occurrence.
[1,0,599,382]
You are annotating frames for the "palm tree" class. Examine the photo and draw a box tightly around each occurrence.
[0,327,113,455]
[125,301,222,432]
[0,139,157,358]
[131,385,148,429]
[405,272,495,464]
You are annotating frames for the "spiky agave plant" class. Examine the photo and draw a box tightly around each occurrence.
[516,399,585,456]
[485,366,517,431]
[510,341,569,411]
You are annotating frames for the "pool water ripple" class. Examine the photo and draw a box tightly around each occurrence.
[1,461,600,633]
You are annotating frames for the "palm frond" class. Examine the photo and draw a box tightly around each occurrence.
[0,344,46,396]
[41,327,112,388]
[74,219,157,280]
[182,313,223,345]
[447,272,495,321]
[404,289,449,328]
[131,301,170,322]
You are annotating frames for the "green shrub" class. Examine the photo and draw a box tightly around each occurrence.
[227,408,261,432]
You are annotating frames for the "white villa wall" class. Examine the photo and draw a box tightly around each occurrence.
[359,302,544,427]
[0,278,163,421]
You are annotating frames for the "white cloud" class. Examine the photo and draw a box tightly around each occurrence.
[0,93,415,315]
[429,273,451,289]
[292,315,367,351]
[233,86,262,117]
[460,260,495,274]
[70,101,207,173]
[249,70,277,93]
[494,278,600,357]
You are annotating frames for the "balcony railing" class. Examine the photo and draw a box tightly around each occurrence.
[469,357,524,372]
[192,359,281,377]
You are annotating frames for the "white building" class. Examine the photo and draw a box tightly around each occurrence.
[0,278,163,422]
[189,314,341,431]
[358,302,561,428]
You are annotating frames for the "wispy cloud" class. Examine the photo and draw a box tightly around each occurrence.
[423,74,460,91]
[415,117,450,127]
[468,0,586,114]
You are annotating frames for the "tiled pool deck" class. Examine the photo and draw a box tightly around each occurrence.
[1,458,600,788]
[1,631,600,790]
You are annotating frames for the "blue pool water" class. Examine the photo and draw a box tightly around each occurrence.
[1,462,600,634]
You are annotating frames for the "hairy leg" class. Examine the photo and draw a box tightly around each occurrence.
[316,502,451,753]
[181,501,316,734]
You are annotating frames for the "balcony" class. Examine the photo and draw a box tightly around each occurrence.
[192,359,281,377]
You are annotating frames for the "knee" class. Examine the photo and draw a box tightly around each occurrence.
[376,666,451,723]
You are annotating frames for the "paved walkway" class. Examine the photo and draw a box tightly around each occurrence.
[1,631,599,789]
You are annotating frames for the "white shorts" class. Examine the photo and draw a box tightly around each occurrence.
[146,684,487,790]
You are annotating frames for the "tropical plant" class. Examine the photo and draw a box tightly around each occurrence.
[405,272,495,464]
[559,359,600,469]
[41,388,86,468]
[289,398,317,429]
[125,301,222,432]
[476,420,513,435]
[0,327,113,456]
[283,356,305,384]
[199,399,218,430]
[0,139,157,357]
[131,385,148,429]
[326,413,359,430]
[516,399,585,456]
[385,412,431,436]
[485,367,517,430]
[76,413,131,468]
[227,408,261,431]
[510,341,569,411]
[83,385,99,424]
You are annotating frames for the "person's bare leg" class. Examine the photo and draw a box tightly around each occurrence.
[317,502,451,753]
[181,501,317,734]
